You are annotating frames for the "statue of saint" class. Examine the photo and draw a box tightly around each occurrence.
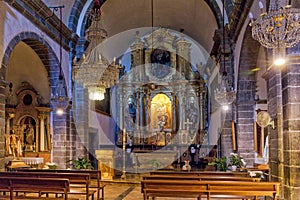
[25,124,35,151]
[6,129,23,159]
[125,97,136,129]
[157,114,168,131]
[186,101,198,129]
[128,102,136,123]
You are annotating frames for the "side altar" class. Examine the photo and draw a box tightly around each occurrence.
[5,82,52,168]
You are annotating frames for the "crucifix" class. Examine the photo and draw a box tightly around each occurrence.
[182,119,193,171]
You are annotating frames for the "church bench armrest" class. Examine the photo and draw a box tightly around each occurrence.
[0,196,79,200]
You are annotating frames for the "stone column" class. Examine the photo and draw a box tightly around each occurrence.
[130,32,145,80]
[281,54,300,200]
[176,33,191,77]
[0,79,7,170]
[265,65,284,199]
[38,114,46,151]
[6,113,15,135]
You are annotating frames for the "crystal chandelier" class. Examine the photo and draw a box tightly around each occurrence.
[250,0,300,49]
[49,5,69,115]
[214,0,236,110]
[214,75,236,109]
[74,0,119,101]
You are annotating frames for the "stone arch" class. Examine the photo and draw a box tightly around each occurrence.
[204,0,224,29]
[1,31,63,96]
[236,26,260,165]
[68,0,90,34]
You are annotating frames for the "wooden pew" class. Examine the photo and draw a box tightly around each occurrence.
[0,176,75,200]
[143,175,261,182]
[0,172,95,200]
[150,170,250,177]
[141,180,280,200]
[141,180,206,200]
[17,169,104,200]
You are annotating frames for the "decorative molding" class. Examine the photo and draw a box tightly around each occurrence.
[5,0,79,50]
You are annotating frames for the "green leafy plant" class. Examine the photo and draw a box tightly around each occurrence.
[67,157,94,170]
[45,162,57,170]
[208,156,227,171]
[229,153,243,167]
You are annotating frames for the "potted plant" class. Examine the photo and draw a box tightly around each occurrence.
[45,162,58,170]
[67,157,94,170]
[229,153,243,171]
[208,156,227,171]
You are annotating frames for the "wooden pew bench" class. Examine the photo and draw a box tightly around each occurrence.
[0,176,77,200]
[0,172,95,200]
[143,175,261,182]
[141,180,207,200]
[141,180,280,200]
[150,170,250,177]
[17,169,104,200]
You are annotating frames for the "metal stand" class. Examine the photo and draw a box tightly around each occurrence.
[121,129,126,179]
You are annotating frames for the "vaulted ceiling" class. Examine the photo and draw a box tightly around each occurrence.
[96,0,218,52]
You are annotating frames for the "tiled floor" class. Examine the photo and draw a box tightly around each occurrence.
[96,180,264,200]
[97,182,263,200]
[14,175,264,200]
[15,182,264,200]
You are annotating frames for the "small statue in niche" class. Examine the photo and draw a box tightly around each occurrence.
[125,96,136,129]
[24,124,35,151]
[186,100,198,130]
[157,114,168,131]
[128,101,136,123]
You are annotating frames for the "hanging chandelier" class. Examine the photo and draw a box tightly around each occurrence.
[214,74,236,110]
[49,5,69,115]
[249,0,300,49]
[214,0,236,110]
[74,0,120,101]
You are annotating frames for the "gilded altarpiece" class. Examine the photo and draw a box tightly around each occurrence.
[114,28,207,168]
[5,82,52,163]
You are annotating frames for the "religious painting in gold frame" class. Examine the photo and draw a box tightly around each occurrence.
[150,94,172,130]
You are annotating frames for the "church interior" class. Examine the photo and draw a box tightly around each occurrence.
[0,0,299,199]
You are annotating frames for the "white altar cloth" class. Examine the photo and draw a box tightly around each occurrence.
[5,157,44,165]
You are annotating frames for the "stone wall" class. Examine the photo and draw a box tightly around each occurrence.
[236,29,259,166]
[0,81,6,171]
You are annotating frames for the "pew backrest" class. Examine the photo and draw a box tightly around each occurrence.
[0,176,70,199]
[141,180,280,200]
[143,175,260,182]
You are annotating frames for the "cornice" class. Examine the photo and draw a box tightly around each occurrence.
[5,0,79,51]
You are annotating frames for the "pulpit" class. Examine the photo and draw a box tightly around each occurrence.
[95,150,115,180]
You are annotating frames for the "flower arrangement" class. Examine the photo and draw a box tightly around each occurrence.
[45,162,57,169]
[249,171,264,179]
[229,153,244,167]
